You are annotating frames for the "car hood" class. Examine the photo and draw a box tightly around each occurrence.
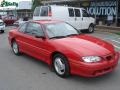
[52,34,114,56]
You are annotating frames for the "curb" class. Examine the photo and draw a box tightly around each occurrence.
[95,25,120,33]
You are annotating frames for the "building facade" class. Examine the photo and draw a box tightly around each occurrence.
[0,0,32,19]
[42,0,120,27]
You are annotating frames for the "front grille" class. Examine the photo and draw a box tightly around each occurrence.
[106,56,113,61]
[0,22,4,26]
[105,53,115,61]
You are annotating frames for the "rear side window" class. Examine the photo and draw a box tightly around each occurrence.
[75,9,81,17]
[40,7,48,16]
[68,8,74,17]
[34,7,40,16]
[18,23,27,33]
[25,22,44,36]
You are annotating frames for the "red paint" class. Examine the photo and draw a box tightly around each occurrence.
[8,20,119,77]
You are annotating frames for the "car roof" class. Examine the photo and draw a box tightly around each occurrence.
[33,20,63,24]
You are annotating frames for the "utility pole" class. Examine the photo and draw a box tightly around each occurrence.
[95,0,97,24]
[115,0,118,26]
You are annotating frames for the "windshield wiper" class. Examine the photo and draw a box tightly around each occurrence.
[50,36,66,39]
[66,34,79,37]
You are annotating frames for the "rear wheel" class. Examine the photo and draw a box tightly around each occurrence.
[12,41,20,55]
[1,30,4,33]
[53,54,70,78]
[87,24,94,33]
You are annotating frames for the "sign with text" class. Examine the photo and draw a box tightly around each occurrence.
[1,0,18,7]
[81,1,117,16]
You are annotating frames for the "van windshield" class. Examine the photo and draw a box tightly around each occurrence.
[45,22,79,39]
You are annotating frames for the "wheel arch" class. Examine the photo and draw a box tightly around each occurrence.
[50,51,69,67]
[10,38,16,46]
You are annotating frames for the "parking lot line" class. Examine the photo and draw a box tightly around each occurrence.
[112,40,120,44]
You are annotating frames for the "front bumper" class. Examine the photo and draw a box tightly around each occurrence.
[70,52,119,77]
[0,25,5,31]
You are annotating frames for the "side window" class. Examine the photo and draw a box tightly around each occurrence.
[82,10,90,17]
[26,23,44,36]
[34,7,40,16]
[40,7,48,16]
[18,23,27,33]
[68,8,74,17]
[75,9,81,17]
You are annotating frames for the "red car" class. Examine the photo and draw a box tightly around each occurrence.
[8,20,119,78]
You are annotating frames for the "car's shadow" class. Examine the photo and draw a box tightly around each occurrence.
[9,50,118,85]
[68,72,115,83]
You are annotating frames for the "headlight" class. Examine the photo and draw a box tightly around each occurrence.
[82,56,101,63]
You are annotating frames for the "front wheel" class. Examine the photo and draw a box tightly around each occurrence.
[87,24,94,33]
[53,54,70,78]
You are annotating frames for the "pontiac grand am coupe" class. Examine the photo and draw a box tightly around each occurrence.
[8,20,119,78]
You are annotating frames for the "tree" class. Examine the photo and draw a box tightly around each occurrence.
[32,0,42,11]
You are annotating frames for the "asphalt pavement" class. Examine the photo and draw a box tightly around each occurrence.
[0,26,120,90]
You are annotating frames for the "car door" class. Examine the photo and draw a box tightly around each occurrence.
[68,8,82,30]
[67,8,76,28]
[81,9,91,29]
[15,23,29,52]
[74,8,83,30]
[23,22,49,61]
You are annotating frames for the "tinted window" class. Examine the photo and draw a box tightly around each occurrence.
[19,23,27,32]
[68,8,74,17]
[26,22,44,36]
[34,7,40,16]
[82,10,90,17]
[75,9,81,17]
[40,7,48,16]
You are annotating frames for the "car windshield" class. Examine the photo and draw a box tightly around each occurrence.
[45,22,79,39]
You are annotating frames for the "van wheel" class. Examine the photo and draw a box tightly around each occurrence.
[12,41,20,55]
[1,30,4,33]
[87,24,94,33]
[53,54,70,78]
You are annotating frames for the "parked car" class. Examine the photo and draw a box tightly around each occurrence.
[8,20,119,78]
[3,15,17,25]
[33,5,95,33]
[0,19,5,33]
[13,18,29,27]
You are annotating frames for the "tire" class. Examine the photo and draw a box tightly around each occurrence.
[1,30,4,33]
[53,54,70,78]
[87,24,94,33]
[12,41,20,55]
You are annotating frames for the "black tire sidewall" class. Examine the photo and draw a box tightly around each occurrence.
[1,30,4,33]
[88,25,94,33]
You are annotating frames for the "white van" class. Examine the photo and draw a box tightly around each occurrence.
[33,5,95,33]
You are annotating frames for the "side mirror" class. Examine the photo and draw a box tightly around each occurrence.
[35,35,46,39]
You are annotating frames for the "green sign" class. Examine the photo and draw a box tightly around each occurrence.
[1,0,18,7]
